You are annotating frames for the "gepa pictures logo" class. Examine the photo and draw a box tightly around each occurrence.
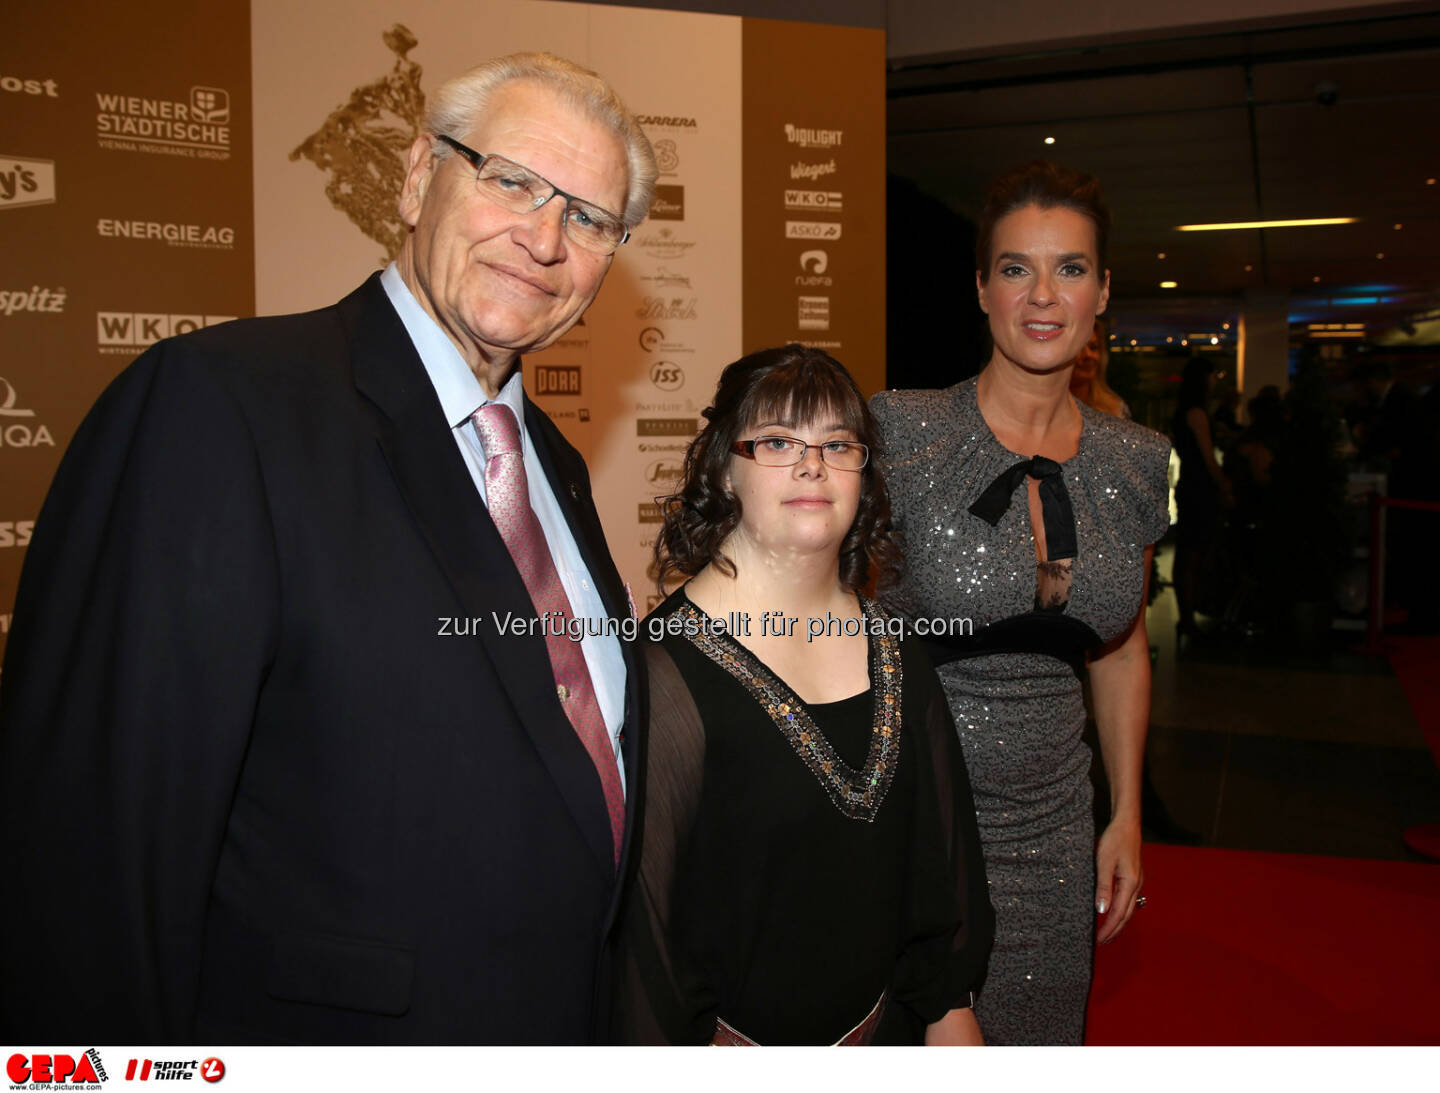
[7,1050,106,1085]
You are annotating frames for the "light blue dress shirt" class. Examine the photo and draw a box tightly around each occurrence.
[381,263,627,789]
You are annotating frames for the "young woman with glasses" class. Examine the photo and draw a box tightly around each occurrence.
[613,344,993,1045]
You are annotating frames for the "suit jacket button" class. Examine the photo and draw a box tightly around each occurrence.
[569,483,582,500]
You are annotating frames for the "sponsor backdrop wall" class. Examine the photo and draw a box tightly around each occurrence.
[1,0,882,664]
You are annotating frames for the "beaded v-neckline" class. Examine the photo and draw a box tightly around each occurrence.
[674,596,902,822]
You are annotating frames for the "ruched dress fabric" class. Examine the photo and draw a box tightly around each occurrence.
[870,378,1171,1045]
[613,589,994,1045]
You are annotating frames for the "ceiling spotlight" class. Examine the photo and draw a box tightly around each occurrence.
[1176,218,1356,232]
[1044,136,1056,145]
[1377,252,1385,259]
[1394,223,1403,230]
[1210,336,1219,345]
[1222,322,1231,330]
[1157,252,1167,259]
[1428,178,1437,185]
[1130,339,1138,346]
[1245,264,1254,272]
[1313,275,1321,282]
[1160,281,1178,289]
[1166,336,1173,343]
[1108,333,1116,340]
[1181,339,1188,346]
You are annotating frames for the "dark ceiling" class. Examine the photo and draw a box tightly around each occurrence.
[886,7,1440,349]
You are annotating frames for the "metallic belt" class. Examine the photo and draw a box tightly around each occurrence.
[710,990,887,1046]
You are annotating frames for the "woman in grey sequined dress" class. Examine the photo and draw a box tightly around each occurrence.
[871,162,1171,1045]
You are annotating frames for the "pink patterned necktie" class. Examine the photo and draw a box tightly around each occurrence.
[473,401,624,867]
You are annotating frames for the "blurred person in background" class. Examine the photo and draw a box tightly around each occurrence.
[1222,386,1286,635]
[1172,355,1232,639]
[1212,387,1243,451]
[1069,318,1129,418]
[1351,361,1439,632]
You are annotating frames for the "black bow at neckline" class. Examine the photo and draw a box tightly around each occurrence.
[967,454,1078,561]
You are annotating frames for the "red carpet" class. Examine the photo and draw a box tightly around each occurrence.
[1085,842,1440,1044]
[1389,635,1440,859]
[1086,633,1440,1043]
[1387,635,1440,765]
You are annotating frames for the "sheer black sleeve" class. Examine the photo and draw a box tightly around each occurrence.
[890,636,994,1025]
[612,642,714,1044]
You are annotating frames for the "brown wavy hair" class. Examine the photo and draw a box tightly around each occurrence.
[976,160,1110,282]
[653,344,901,593]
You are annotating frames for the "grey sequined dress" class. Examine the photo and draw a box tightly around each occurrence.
[870,378,1170,1045]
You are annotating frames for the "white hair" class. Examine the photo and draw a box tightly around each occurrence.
[426,51,656,228]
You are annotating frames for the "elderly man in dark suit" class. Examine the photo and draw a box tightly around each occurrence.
[0,52,654,1044]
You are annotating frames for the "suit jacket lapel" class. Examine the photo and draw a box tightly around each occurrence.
[340,275,614,879]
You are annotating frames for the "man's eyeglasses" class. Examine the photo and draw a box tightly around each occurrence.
[731,435,870,472]
[436,134,630,255]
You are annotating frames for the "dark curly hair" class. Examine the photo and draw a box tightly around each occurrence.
[653,344,901,593]
[975,160,1110,283]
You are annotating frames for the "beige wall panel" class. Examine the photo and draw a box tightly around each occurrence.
[540,7,743,608]
[253,0,592,316]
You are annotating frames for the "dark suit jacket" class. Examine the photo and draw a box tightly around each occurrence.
[0,274,645,1044]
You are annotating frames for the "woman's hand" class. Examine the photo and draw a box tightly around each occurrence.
[925,1006,985,1045]
[1095,814,1143,944]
